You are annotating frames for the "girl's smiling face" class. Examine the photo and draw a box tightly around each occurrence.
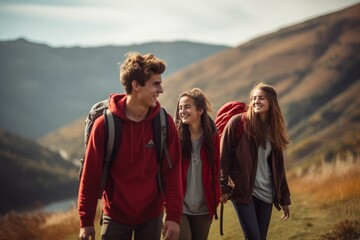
[252,88,270,117]
[178,96,203,126]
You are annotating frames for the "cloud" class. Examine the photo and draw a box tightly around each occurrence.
[0,3,126,24]
[0,0,359,47]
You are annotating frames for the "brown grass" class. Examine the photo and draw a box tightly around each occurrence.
[0,211,48,240]
[288,153,360,239]
[291,153,360,205]
[2,154,359,240]
[0,208,79,240]
[320,219,360,240]
[40,208,79,239]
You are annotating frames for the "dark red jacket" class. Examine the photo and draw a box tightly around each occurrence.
[181,133,221,218]
[220,113,291,210]
[78,94,183,227]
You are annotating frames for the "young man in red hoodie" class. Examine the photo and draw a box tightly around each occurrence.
[78,52,183,240]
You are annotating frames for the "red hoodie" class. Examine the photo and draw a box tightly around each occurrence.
[78,94,183,227]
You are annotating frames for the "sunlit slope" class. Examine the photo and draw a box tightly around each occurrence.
[41,4,360,166]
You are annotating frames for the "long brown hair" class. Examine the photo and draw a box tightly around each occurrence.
[174,88,216,165]
[245,83,289,150]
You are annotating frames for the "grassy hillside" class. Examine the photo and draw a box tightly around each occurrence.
[41,3,360,166]
[41,118,85,161]
[0,129,78,214]
[157,3,360,166]
[1,155,359,240]
[288,80,360,169]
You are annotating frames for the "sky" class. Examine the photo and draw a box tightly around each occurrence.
[0,0,359,47]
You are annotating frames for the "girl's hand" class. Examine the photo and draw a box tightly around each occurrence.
[220,193,229,203]
[281,205,290,220]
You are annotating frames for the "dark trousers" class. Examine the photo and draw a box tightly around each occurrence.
[100,214,163,240]
[179,214,212,240]
[232,196,272,240]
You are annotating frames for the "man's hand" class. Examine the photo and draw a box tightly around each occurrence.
[79,226,95,240]
[162,220,180,240]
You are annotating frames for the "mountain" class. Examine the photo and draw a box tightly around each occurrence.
[0,39,229,139]
[0,129,78,214]
[41,3,360,167]
[158,3,360,167]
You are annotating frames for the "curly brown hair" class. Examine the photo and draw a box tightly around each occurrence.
[120,52,166,94]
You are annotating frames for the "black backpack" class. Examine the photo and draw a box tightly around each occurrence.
[78,99,172,199]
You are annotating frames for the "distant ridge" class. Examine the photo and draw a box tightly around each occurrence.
[0,128,78,214]
[0,39,229,139]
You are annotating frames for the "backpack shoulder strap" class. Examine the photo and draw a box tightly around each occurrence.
[154,108,172,167]
[153,107,172,196]
[160,108,173,169]
[98,109,122,199]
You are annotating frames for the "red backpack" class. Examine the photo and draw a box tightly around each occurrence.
[215,101,247,236]
[215,101,247,139]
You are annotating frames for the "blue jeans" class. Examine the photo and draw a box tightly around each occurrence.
[232,196,272,240]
